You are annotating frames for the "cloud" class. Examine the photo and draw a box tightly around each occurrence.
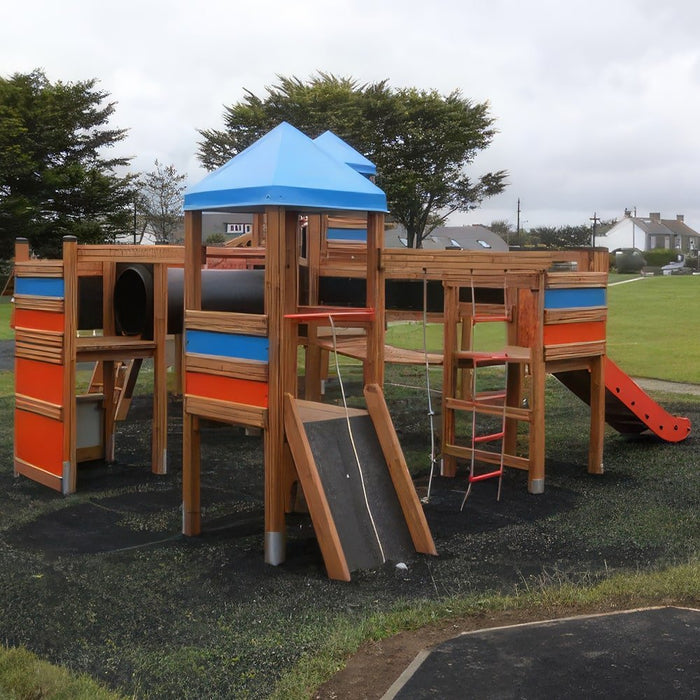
[3,0,700,229]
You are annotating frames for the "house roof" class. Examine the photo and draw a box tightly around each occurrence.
[184,122,387,213]
[386,224,508,251]
[313,130,376,176]
[626,215,700,239]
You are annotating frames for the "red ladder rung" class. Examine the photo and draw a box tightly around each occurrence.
[468,468,503,483]
[474,431,505,444]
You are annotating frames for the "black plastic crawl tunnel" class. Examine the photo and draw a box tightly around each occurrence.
[112,266,265,338]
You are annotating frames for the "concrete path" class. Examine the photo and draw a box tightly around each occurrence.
[382,607,699,699]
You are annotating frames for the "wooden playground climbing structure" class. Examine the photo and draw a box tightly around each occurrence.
[12,123,690,581]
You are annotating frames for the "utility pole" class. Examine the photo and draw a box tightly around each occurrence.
[590,211,600,248]
[515,197,521,245]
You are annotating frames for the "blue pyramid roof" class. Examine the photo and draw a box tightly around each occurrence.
[313,130,376,176]
[184,122,387,213]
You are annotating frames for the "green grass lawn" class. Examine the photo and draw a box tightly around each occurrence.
[0,298,12,341]
[607,275,700,383]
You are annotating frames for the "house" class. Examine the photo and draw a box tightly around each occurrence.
[599,211,700,253]
[386,224,508,251]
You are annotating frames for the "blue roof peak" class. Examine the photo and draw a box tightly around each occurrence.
[184,122,386,213]
[313,130,376,176]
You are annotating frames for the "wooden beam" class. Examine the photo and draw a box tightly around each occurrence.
[588,355,605,475]
[364,384,437,556]
[151,262,168,474]
[283,393,350,581]
[182,210,203,536]
[62,237,78,494]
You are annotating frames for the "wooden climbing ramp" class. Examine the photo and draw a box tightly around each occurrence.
[284,385,436,581]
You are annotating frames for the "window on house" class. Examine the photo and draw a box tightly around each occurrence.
[476,239,492,248]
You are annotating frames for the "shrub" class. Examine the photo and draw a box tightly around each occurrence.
[205,233,226,246]
[642,249,683,268]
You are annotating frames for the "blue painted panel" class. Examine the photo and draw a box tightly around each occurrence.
[545,288,606,309]
[186,330,269,362]
[327,227,367,242]
[15,277,64,298]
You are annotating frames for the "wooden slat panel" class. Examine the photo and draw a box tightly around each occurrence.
[544,307,607,324]
[544,340,606,361]
[15,342,63,364]
[76,260,104,276]
[15,394,63,421]
[13,296,64,313]
[545,272,608,288]
[15,261,64,277]
[185,354,268,382]
[184,309,268,336]
[14,457,63,492]
[77,245,185,264]
[14,328,63,347]
[184,394,267,429]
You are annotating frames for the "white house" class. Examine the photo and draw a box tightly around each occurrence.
[599,211,700,253]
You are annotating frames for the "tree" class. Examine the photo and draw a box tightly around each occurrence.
[529,224,593,249]
[0,69,134,258]
[489,219,514,245]
[197,73,507,248]
[136,160,186,244]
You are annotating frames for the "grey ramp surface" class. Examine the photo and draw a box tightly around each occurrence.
[386,607,699,699]
[303,414,414,572]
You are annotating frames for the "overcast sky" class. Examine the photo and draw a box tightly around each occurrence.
[3,0,700,230]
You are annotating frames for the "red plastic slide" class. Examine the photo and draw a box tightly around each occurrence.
[554,358,691,443]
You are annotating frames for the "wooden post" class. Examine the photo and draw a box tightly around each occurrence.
[264,206,297,565]
[15,238,30,263]
[441,283,459,477]
[364,212,385,387]
[304,214,323,401]
[151,262,168,474]
[252,212,265,247]
[588,354,605,474]
[101,260,116,462]
[527,275,546,494]
[182,210,202,535]
[62,237,78,494]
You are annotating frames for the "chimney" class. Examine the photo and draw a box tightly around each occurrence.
[677,214,684,223]
[649,212,661,222]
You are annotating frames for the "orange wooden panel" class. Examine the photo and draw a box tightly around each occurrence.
[15,410,64,476]
[13,308,65,333]
[15,358,64,405]
[544,321,605,346]
[185,371,268,408]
